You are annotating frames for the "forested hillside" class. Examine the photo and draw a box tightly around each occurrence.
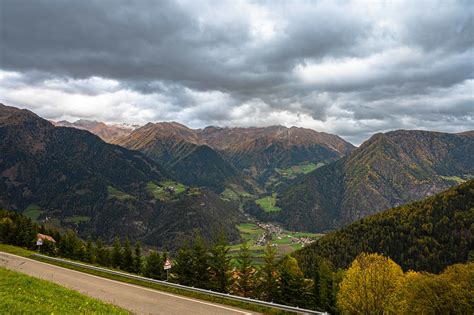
[0,104,243,247]
[278,130,474,231]
[294,180,474,275]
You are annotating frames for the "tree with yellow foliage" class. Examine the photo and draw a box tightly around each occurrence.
[391,262,474,314]
[337,253,403,314]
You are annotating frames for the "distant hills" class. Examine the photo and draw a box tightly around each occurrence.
[276,129,474,231]
[114,123,354,193]
[3,103,473,245]
[0,104,242,248]
[53,119,136,142]
[113,122,252,194]
[294,180,474,275]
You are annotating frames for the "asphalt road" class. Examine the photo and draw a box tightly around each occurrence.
[0,252,256,315]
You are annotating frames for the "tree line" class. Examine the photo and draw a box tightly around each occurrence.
[295,179,474,275]
[1,208,472,313]
[0,209,335,312]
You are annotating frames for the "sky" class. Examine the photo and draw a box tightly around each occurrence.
[0,0,473,145]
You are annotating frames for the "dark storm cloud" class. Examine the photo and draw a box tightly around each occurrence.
[0,0,473,145]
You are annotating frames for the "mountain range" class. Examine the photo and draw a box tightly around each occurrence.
[294,179,474,275]
[114,122,355,195]
[2,103,473,249]
[0,104,242,248]
[276,129,474,231]
[53,119,136,142]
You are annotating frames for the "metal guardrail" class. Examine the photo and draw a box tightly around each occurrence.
[32,253,327,314]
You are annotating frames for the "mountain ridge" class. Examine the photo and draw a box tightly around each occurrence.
[293,180,474,275]
[114,122,355,190]
[276,129,474,231]
[0,103,243,248]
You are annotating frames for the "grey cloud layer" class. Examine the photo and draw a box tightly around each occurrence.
[0,0,473,145]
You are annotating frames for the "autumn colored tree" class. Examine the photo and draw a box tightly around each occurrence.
[391,262,474,314]
[337,253,403,314]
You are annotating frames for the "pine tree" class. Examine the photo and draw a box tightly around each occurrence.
[278,255,309,307]
[143,251,163,279]
[259,242,279,301]
[133,241,142,274]
[209,233,231,293]
[173,241,194,285]
[191,233,211,289]
[112,237,123,268]
[85,236,96,264]
[121,238,134,272]
[314,259,335,312]
[234,242,255,297]
[95,238,110,266]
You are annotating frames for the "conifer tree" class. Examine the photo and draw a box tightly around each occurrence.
[112,237,123,268]
[209,233,231,293]
[143,251,163,279]
[95,238,110,266]
[310,256,336,312]
[121,238,134,272]
[278,255,309,307]
[234,242,255,297]
[259,242,279,302]
[133,241,142,274]
[173,241,194,285]
[191,234,211,289]
[85,236,96,264]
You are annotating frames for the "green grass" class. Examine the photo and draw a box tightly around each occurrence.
[440,175,466,184]
[23,204,44,221]
[230,225,323,264]
[63,216,91,224]
[0,244,34,257]
[161,180,187,194]
[107,186,135,201]
[274,162,323,179]
[220,184,254,201]
[0,244,291,314]
[32,256,288,314]
[0,267,129,314]
[256,193,281,212]
[147,180,187,201]
[236,223,265,243]
[220,188,240,201]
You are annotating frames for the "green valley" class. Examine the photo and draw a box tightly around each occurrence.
[255,193,281,212]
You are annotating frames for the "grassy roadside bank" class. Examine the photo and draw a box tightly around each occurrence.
[0,244,293,315]
[0,266,129,314]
